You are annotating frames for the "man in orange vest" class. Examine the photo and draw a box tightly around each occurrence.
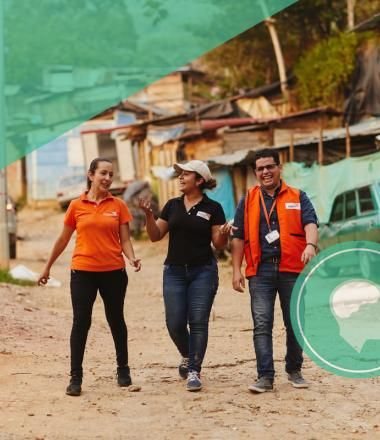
[231,148,318,393]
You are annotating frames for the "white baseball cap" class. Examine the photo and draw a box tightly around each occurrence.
[173,160,212,182]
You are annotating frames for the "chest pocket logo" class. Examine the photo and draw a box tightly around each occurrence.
[196,211,211,221]
[103,210,119,218]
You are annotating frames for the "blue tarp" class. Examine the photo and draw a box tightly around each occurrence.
[207,168,235,221]
[27,136,84,200]
[115,111,137,125]
[147,125,185,146]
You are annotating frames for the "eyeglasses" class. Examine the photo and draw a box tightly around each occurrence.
[255,163,278,173]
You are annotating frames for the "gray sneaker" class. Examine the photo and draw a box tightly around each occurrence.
[178,357,189,379]
[248,377,273,393]
[288,371,309,388]
[186,371,202,391]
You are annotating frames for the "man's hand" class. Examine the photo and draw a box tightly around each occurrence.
[301,244,316,265]
[232,269,245,292]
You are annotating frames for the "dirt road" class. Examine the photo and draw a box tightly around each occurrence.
[1,207,379,440]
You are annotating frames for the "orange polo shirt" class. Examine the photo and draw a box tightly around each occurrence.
[64,192,132,272]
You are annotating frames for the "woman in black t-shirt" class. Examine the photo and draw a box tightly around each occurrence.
[139,160,233,392]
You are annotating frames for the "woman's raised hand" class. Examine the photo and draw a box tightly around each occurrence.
[138,198,153,216]
[219,220,237,236]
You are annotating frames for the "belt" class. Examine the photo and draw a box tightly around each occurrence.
[261,256,280,264]
[166,260,214,268]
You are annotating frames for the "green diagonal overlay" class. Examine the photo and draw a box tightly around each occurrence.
[0,0,298,169]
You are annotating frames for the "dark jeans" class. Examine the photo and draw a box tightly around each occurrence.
[163,260,219,373]
[248,262,303,380]
[70,268,128,377]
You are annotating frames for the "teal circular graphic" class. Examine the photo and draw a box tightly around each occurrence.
[290,241,380,378]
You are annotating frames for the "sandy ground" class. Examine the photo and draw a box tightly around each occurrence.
[1,206,380,440]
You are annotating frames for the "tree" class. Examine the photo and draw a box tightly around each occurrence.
[294,32,360,108]
[197,0,378,97]
[347,0,356,30]
[264,17,289,103]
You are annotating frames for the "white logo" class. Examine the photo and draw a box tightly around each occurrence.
[331,280,380,352]
[103,211,118,217]
[285,202,301,210]
[196,211,211,221]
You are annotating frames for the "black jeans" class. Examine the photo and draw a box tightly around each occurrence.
[69,268,128,377]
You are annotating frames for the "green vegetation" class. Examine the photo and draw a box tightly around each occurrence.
[294,33,359,108]
[0,269,35,286]
[197,0,379,104]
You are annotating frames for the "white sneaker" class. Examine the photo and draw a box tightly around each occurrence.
[186,371,202,391]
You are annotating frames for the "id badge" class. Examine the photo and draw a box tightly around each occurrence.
[265,229,280,244]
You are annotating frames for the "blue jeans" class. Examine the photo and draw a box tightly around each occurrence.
[163,260,219,373]
[248,263,303,380]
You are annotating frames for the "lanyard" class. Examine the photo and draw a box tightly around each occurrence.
[259,190,277,231]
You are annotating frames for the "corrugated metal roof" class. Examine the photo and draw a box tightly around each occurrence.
[207,118,380,166]
[293,117,380,144]
[207,148,259,166]
[200,107,340,130]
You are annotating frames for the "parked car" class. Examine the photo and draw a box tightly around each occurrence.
[56,174,87,209]
[56,174,126,209]
[318,181,380,278]
[6,195,17,259]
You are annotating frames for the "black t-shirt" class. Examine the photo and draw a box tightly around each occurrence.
[160,194,226,265]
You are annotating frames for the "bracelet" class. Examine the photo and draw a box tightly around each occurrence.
[306,242,318,250]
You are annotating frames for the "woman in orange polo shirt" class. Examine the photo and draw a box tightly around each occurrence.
[38,157,141,397]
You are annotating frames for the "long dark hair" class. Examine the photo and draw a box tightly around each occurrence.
[87,157,112,190]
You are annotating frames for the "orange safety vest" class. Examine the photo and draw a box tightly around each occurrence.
[243,182,306,277]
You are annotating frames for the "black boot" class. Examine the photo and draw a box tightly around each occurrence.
[117,366,132,387]
[66,376,82,396]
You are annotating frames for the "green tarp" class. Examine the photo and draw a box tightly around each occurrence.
[283,151,380,223]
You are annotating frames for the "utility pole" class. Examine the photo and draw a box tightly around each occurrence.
[258,1,290,107]
[0,0,10,270]
[347,0,356,30]
[265,17,290,105]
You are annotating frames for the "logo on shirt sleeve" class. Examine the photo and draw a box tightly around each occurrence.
[196,211,211,221]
